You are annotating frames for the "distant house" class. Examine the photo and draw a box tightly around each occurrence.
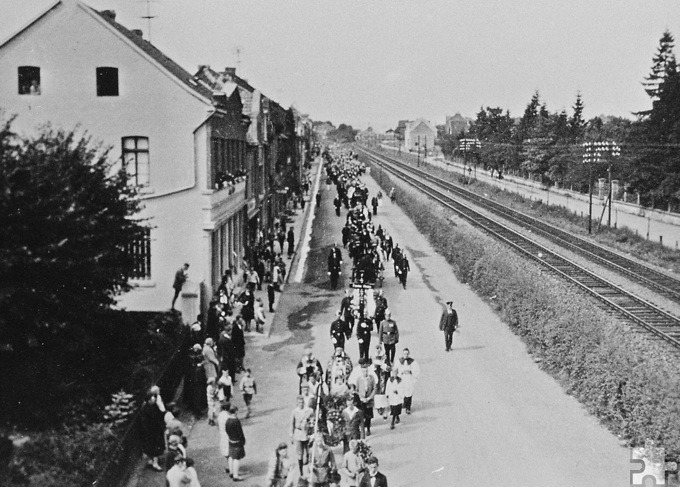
[445,113,470,136]
[404,119,437,152]
[0,0,251,318]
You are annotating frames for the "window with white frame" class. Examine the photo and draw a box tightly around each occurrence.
[122,136,150,186]
[126,227,151,280]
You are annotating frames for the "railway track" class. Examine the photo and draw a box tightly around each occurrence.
[362,146,680,304]
[357,146,680,351]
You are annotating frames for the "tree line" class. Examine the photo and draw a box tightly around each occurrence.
[439,30,680,211]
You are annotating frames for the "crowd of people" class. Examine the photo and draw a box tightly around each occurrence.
[139,148,461,486]
[269,149,426,486]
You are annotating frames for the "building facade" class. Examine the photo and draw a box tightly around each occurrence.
[0,0,251,319]
[404,119,437,152]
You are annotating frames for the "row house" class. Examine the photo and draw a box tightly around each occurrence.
[0,0,259,319]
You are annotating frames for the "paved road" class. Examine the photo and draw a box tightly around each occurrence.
[132,162,631,486]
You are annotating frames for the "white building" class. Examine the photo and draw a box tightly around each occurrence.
[404,119,437,152]
[0,0,251,319]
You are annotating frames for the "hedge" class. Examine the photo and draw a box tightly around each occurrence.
[366,155,680,455]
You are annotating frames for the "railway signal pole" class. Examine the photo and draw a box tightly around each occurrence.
[582,141,620,234]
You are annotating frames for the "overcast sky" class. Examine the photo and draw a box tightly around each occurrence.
[2,0,679,131]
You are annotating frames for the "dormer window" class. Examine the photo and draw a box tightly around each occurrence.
[97,67,119,96]
[18,66,40,95]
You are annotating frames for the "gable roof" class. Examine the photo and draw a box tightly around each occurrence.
[0,0,214,103]
[88,6,214,101]
[407,118,436,134]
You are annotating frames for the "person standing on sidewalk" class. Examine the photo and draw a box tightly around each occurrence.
[378,310,399,365]
[439,301,459,352]
[217,402,231,477]
[225,405,246,481]
[171,263,189,310]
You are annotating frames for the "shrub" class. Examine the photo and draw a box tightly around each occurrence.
[365,155,680,456]
[8,423,117,487]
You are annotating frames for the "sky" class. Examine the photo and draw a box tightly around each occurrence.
[1,0,679,131]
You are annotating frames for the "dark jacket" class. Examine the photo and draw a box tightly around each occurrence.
[359,471,388,487]
[439,308,458,331]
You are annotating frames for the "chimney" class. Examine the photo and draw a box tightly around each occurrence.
[131,29,143,37]
[101,10,116,21]
[223,67,236,77]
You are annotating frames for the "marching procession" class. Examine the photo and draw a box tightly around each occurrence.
[136,148,461,487]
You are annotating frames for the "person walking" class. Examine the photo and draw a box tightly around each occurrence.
[266,442,294,487]
[398,255,410,289]
[358,457,387,487]
[341,397,365,454]
[356,363,376,436]
[378,310,399,365]
[171,263,189,310]
[395,348,420,415]
[287,228,295,258]
[339,440,365,487]
[356,318,372,361]
[291,396,314,476]
[385,370,403,430]
[239,368,257,418]
[371,196,378,216]
[140,390,165,471]
[439,301,459,352]
[330,312,347,351]
[309,432,336,487]
[225,405,246,481]
[334,195,342,217]
[328,243,343,290]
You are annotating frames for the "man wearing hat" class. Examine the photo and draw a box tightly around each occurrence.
[439,301,459,352]
[330,312,347,352]
[378,309,399,365]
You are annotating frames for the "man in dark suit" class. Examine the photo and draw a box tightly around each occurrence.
[328,243,343,290]
[359,456,387,487]
[439,301,459,351]
[171,263,189,310]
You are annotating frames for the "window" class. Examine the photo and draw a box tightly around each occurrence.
[18,66,40,95]
[96,67,119,96]
[127,228,151,280]
[122,136,150,186]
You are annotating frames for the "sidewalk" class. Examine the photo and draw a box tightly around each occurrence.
[125,157,323,487]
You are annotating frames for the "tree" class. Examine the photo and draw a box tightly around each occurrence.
[328,123,358,143]
[569,92,586,141]
[642,30,677,101]
[469,107,514,177]
[0,120,148,353]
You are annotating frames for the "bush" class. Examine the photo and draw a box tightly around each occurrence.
[8,423,117,487]
[365,156,680,455]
